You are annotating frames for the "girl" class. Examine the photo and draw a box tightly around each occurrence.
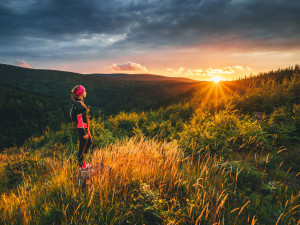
[71,85,93,169]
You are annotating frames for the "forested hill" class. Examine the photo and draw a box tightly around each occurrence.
[232,65,300,89]
[0,81,68,149]
[88,73,198,82]
[0,64,200,114]
[0,63,200,149]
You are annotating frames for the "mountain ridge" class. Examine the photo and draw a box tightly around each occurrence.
[87,73,198,82]
[0,63,199,82]
[0,63,201,114]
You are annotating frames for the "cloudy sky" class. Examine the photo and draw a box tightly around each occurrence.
[0,0,299,80]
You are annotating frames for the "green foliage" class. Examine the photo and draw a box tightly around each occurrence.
[0,81,69,150]
[226,161,264,192]
[106,103,195,141]
[4,158,47,187]
[230,73,300,114]
[261,106,296,147]
[108,111,147,138]
[24,125,73,151]
[179,110,267,156]
[292,104,300,137]
[89,115,115,147]
[123,180,167,224]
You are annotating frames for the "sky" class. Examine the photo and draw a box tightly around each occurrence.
[0,0,299,81]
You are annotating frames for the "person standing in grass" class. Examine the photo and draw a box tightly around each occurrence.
[71,85,93,169]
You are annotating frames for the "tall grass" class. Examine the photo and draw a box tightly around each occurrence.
[0,136,299,224]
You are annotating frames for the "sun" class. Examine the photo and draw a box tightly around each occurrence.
[212,76,222,83]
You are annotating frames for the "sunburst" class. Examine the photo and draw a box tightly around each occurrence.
[212,76,222,83]
[195,77,234,110]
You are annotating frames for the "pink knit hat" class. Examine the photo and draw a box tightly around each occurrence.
[75,85,86,96]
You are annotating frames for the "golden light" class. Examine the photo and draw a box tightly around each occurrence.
[212,76,222,83]
[196,76,233,110]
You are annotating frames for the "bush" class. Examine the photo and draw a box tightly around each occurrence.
[262,106,296,147]
[230,73,300,114]
[108,111,147,138]
[124,180,167,224]
[179,110,267,156]
[89,116,115,147]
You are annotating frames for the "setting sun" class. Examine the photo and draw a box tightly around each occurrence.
[212,76,222,83]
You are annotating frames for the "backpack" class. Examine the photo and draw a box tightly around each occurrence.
[70,102,78,122]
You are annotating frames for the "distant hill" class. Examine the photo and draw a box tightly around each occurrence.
[88,73,198,83]
[0,81,68,149]
[0,64,201,114]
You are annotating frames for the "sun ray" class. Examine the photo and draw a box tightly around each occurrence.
[219,82,235,95]
[198,82,215,109]
[217,81,226,99]
[214,83,219,108]
[193,79,241,110]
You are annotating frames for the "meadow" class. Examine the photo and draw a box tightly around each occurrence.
[0,67,299,224]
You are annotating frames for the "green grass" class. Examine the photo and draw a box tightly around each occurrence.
[0,137,299,224]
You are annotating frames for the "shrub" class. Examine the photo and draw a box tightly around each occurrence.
[262,106,296,147]
[108,111,147,138]
[89,116,115,147]
[123,180,167,224]
[179,110,267,156]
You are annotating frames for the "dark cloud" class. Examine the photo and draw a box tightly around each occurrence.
[0,0,299,61]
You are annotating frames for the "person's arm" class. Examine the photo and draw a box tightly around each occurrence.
[75,103,88,137]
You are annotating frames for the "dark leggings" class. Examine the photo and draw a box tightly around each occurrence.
[78,131,93,167]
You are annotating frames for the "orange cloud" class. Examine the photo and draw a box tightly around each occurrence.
[206,67,235,75]
[232,66,244,70]
[166,65,251,79]
[13,60,31,68]
[60,65,69,71]
[166,67,185,75]
[111,61,148,72]
[49,65,69,71]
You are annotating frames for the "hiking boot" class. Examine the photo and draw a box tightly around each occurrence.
[83,161,92,168]
[78,162,87,170]
[85,163,91,169]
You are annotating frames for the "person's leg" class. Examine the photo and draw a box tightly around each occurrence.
[84,135,93,156]
[78,137,88,167]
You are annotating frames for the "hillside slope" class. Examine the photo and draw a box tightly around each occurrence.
[88,73,198,82]
[0,64,200,114]
[0,81,69,149]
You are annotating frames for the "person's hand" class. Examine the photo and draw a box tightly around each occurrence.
[83,134,89,139]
